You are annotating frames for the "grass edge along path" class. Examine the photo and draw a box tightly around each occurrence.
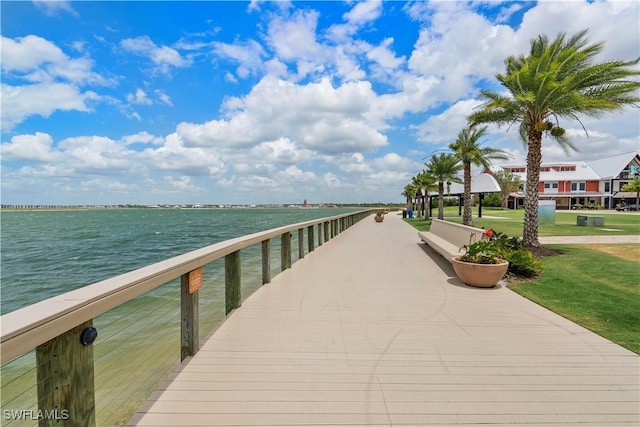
[509,244,639,355]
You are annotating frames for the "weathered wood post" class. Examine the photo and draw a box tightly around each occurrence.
[261,239,271,285]
[225,250,241,314]
[297,228,304,259]
[324,221,330,242]
[181,269,200,361]
[307,225,314,253]
[317,223,323,246]
[281,232,291,270]
[36,320,96,427]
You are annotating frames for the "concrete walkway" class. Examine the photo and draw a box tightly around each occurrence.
[129,213,639,426]
[539,235,640,244]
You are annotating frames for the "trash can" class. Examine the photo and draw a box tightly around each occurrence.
[576,215,587,226]
[402,208,407,218]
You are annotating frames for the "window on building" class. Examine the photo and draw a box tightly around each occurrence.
[544,182,559,190]
[619,181,628,191]
[571,182,586,192]
[604,181,610,192]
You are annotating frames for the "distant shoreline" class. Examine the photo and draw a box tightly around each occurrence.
[1,204,394,212]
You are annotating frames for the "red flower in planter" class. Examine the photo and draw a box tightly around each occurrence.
[459,229,503,264]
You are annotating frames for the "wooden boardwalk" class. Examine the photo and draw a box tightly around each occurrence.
[129,213,639,426]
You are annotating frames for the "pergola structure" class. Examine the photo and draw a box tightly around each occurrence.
[415,173,502,218]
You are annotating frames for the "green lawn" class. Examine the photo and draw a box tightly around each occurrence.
[404,208,640,354]
[511,244,640,354]
[405,207,640,236]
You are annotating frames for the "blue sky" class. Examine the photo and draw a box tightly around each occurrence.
[2,1,639,205]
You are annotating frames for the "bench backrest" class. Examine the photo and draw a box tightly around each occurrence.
[429,219,486,249]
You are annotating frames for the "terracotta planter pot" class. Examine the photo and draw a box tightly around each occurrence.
[451,257,509,288]
[374,216,384,222]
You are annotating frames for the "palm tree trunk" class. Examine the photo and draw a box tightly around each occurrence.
[438,183,444,220]
[523,129,543,247]
[463,162,472,226]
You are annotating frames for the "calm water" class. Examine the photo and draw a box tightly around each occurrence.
[0,207,357,315]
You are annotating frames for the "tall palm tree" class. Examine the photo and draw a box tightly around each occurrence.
[492,170,523,209]
[449,126,510,225]
[468,30,640,247]
[425,153,462,220]
[621,177,640,209]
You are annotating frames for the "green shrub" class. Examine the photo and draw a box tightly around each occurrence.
[501,248,542,278]
[489,229,523,251]
[484,229,541,278]
[482,193,503,207]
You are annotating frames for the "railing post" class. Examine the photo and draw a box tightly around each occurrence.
[225,250,241,314]
[317,223,323,246]
[281,232,291,270]
[181,272,199,361]
[261,239,271,285]
[307,225,314,253]
[297,229,304,259]
[36,320,96,426]
[324,221,329,242]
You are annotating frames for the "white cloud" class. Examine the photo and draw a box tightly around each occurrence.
[1,82,99,129]
[0,35,114,129]
[249,138,315,165]
[1,35,111,85]
[213,39,267,79]
[178,76,387,154]
[154,89,172,106]
[164,175,200,192]
[413,99,483,146]
[1,132,62,162]
[142,133,225,176]
[120,131,163,146]
[517,1,639,61]
[1,35,66,71]
[58,135,133,172]
[120,36,191,74]
[343,0,382,26]
[334,153,372,173]
[266,9,330,80]
[127,88,153,105]
[32,1,78,17]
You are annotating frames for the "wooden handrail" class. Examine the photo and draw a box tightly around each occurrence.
[0,209,374,365]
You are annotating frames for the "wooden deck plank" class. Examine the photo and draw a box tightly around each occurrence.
[128,213,639,426]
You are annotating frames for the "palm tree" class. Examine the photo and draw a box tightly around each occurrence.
[410,171,436,218]
[449,126,510,225]
[402,183,417,210]
[621,177,640,209]
[425,153,462,220]
[492,170,523,209]
[468,30,640,247]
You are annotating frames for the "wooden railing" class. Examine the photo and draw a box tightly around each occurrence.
[0,209,374,426]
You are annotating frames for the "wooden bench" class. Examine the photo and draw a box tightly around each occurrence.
[418,219,487,262]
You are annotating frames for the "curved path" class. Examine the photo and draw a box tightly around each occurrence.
[130,213,639,426]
